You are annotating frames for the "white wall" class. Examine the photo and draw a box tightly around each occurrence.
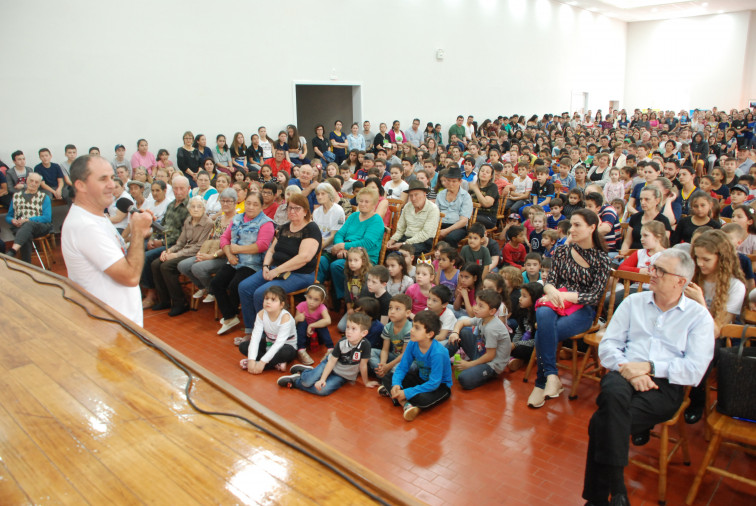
[624,10,755,111]
[0,0,626,165]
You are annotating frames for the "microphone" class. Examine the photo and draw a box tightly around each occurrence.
[116,197,165,233]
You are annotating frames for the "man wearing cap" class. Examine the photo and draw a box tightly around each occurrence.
[435,166,473,248]
[386,180,440,255]
[111,144,131,175]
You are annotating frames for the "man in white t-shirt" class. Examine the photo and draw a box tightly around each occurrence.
[62,155,153,326]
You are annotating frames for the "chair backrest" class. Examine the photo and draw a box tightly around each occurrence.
[620,222,630,242]
[470,203,480,225]
[387,203,402,236]
[719,323,756,346]
[387,198,404,206]
[604,270,651,324]
[378,227,391,265]
[432,213,445,248]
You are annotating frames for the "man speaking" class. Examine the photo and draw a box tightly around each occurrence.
[62,155,153,326]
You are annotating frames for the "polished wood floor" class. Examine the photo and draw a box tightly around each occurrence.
[6,244,756,505]
[0,257,416,505]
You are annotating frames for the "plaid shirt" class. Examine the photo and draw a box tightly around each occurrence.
[154,197,189,247]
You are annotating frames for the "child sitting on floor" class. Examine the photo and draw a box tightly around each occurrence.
[277,312,379,395]
[398,243,417,279]
[522,253,542,284]
[435,246,460,301]
[373,294,413,378]
[453,263,483,318]
[378,310,453,422]
[406,263,435,316]
[460,223,492,278]
[385,252,413,296]
[338,247,371,332]
[482,272,511,328]
[239,286,297,374]
[447,290,511,390]
[508,282,543,371]
[294,284,334,366]
[353,297,385,355]
[501,225,528,269]
[365,265,391,324]
[425,285,458,345]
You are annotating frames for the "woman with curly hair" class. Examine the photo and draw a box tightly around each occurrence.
[683,229,746,424]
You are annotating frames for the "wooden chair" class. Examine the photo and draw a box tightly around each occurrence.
[287,250,323,312]
[569,270,650,399]
[378,227,391,265]
[685,324,756,503]
[619,222,630,244]
[552,180,562,195]
[743,308,756,324]
[432,213,445,248]
[629,386,692,506]
[685,408,756,504]
[387,203,402,237]
[32,233,55,270]
[522,275,614,385]
[720,217,731,223]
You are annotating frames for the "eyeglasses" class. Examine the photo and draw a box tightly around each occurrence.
[262,191,274,196]
[288,205,304,213]
[649,265,685,279]
[220,198,235,203]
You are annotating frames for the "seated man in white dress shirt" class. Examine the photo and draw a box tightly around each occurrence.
[582,249,714,506]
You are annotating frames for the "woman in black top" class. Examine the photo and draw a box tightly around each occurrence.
[468,163,499,229]
[620,186,672,253]
[246,134,263,168]
[177,130,201,188]
[230,131,247,174]
[193,134,213,161]
[372,122,390,151]
[311,124,330,160]
[237,192,322,315]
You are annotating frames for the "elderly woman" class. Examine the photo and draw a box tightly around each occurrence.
[312,182,346,281]
[107,178,132,234]
[273,184,302,226]
[620,185,672,255]
[206,172,231,216]
[151,197,213,317]
[528,209,612,408]
[210,191,275,335]
[190,170,218,202]
[327,187,385,300]
[236,193,322,339]
[178,188,238,304]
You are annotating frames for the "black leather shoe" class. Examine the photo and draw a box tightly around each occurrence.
[684,404,704,424]
[632,430,650,446]
[168,304,189,317]
[151,302,170,311]
[610,493,630,506]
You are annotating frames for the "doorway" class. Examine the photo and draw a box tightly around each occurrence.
[570,91,588,118]
[294,84,362,144]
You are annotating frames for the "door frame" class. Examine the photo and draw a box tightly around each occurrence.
[292,81,364,126]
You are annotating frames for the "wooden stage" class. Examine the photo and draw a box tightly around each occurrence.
[0,256,420,505]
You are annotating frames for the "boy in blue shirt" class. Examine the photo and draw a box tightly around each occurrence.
[547,198,567,229]
[378,310,453,421]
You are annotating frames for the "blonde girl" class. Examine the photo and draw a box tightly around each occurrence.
[337,247,372,332]
[385,252,412,296]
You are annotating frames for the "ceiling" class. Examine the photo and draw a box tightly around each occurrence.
[554,0,756,22]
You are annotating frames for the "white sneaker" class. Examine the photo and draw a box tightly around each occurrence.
[217,316,240,335]
[192,289,206,299]
[544,374,564,399]
[527,386,546,408]
[203,294,215,303]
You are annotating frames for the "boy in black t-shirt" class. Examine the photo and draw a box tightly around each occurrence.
[363,266,391,325]
[277,312,379,395]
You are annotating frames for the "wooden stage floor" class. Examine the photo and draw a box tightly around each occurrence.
[0,257,417,505]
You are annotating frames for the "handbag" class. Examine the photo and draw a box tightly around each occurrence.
[534,287,584,316]
[716,325,756,421]
[199,239,220,256]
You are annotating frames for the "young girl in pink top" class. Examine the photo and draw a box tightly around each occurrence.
[294,284,333,366]
[405,263,435,316]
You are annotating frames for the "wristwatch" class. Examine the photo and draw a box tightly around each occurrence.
[648,360,655,377]
[263,265,271,270]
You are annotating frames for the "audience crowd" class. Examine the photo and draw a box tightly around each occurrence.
[2,107,756,428]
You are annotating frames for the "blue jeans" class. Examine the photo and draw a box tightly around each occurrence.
[329,258,346,300]
[445,327,498,390]
[369,347,397,376]
[296,321,333,350]
[317,255,330,283]
[238,270,315,332]
[293,359,349,396]
[141,246,165,288]
[534,305,596,388]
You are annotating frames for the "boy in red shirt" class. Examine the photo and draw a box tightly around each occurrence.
[501,224,528,269]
